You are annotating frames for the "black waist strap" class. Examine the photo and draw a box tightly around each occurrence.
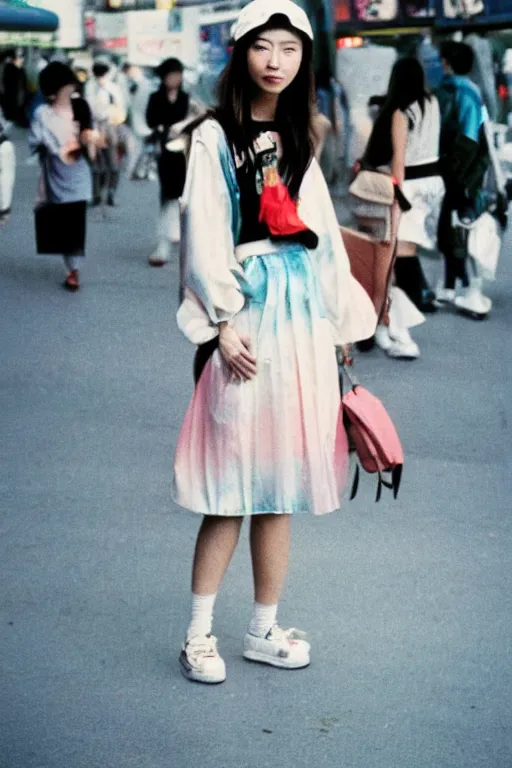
[405,161,441,181]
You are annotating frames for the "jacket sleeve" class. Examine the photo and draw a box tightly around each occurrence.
[145,93,160,130]
[176,120,245,344]
[28,107,60,156]
[299,159,377,345]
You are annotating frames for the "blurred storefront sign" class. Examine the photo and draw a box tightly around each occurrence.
[29,0,86,48]
[333,0,512,32]
[125,7,199,67]
[104,0,136,8]
[442,0,484,19]
[94,9,128,49]
[333,0,435,28]
[0,29,54,46]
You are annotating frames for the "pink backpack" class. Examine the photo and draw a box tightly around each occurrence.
[341,364,404,502]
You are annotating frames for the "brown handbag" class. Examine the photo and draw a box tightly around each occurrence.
[340,226,396,323]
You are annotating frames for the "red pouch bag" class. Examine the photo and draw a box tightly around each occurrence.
[340,362,404,502]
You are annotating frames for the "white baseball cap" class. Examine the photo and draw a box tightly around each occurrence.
[231,0,314,43]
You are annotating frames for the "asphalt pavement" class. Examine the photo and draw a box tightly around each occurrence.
[1,133,511,768]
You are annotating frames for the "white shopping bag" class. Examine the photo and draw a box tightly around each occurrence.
[467,212,501,281]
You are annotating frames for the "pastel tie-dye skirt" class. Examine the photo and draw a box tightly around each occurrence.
[173,242,349,516]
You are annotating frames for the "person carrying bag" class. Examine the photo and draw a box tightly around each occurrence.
[30,62,99,291]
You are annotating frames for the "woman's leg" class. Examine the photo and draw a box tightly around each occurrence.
[63,255,78,272]
[106,126,120,205]
[192,515,244,595]
[185,515,244,641]
[244,514,310,669]
[395,241,435,311]
[248,514,290,637]
[181,515,243,684]
[62,255,80,291]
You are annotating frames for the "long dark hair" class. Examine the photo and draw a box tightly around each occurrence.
[365,57,430,167]
[214,16,315,199]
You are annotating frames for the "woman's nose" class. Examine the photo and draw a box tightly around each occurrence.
[268,48,280,69]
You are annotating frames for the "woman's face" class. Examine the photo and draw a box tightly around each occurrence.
[164,71,183,90]
[247,28,303,96]
[54,83,76,101]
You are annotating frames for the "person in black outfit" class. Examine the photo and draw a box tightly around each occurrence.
[145,58,201,266]
[2,50,28,127]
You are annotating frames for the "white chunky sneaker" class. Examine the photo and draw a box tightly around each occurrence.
[386,327,420,359]
[179,634,226,684]
[386,337,420,359]
[374,324,393,352]
[148,240,171,267]
[435,282,457,305]
[454,279,492,319]
[243,625,311,669]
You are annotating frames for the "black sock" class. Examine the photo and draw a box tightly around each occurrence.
[395,256,432,306]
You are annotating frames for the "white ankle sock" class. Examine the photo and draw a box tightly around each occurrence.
[186,593,217,641]
[249,602,278,638]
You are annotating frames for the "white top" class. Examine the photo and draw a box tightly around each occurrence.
[404,96,440,167]
[177,119,377,347]
[84,79,125,124]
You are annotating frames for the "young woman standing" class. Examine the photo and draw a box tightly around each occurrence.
[173,0,377,685]
[363,58,444,359]
[29,62,98,291]
[145,58,201,267]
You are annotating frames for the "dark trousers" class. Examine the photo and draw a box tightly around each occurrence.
[437,192,469,290]
[93,124,120,200]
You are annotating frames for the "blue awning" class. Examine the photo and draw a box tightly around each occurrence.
[0,0,59,32]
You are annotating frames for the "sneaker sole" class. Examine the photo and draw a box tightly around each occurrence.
[386,353,419,360]
[179,658,226,684]
[455,307,489,321]
[243,649,310,669]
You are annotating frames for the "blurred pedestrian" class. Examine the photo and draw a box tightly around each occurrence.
[2,49,29,127]
[145,58,201,266]
[124,64,153,180]
[29,62,99,291]
[84,61,126,207]
[173,0,376,684]
[363,57,444,359]
[314,67,339,184]
[436,41,492,318]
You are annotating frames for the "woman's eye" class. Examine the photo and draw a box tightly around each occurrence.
[284,47,297,53]
[253,44,268,52]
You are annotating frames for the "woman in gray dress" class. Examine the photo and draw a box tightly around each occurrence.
[29,62,99,291]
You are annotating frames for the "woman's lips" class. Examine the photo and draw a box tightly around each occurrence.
[263,76,283,84]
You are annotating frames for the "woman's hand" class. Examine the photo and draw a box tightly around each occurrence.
[80,129,101,162]
[60,139,81,164]
[336,344,353,366]
[219,324,257,381]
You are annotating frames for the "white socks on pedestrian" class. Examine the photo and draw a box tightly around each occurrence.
[248,602,278,638]
[186,593,217,641]
[186,596,278,641]
[63,255,78,272]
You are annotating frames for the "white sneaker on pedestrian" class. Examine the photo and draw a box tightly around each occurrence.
[435,282,457,305]
[386,326,420,359]
[387,337,420,359]
[374,324,393,351]
[179,634,226,684]
[243,625,310,669]
[454,279,492,319]
[148,240,170,267]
